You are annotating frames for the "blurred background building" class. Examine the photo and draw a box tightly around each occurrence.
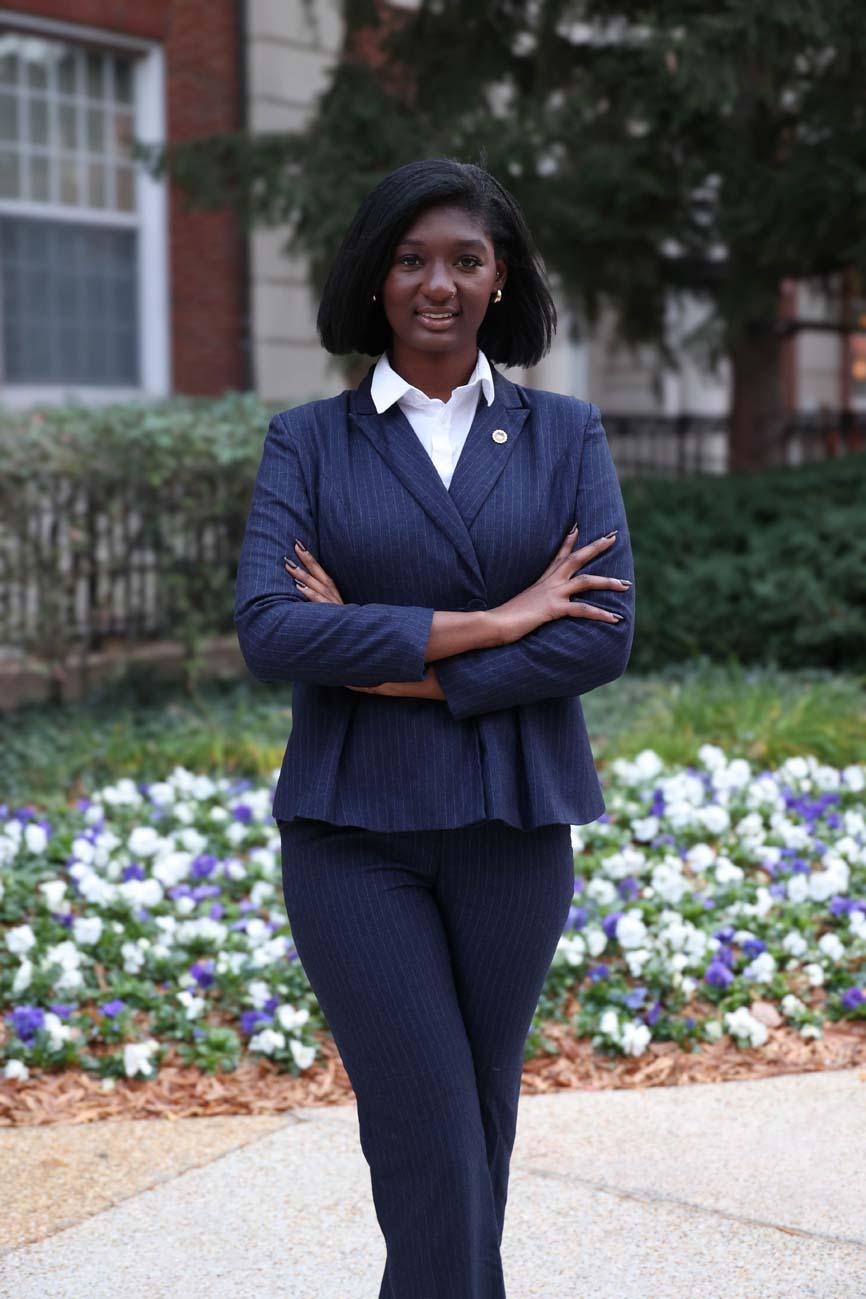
[0,0,864,429]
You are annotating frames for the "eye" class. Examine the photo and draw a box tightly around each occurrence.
[396,253,422,267]
[457,255,482,268]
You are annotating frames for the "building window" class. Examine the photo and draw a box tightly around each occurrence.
[850,308,866,410]
[0,31,144,389]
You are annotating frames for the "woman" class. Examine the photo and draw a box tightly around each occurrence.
[234,157,635,1298]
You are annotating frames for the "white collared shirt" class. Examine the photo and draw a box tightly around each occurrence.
[370,349,495,489]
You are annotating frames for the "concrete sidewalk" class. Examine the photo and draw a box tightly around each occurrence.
[2,1067,864,1299]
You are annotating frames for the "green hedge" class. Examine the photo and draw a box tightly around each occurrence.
[1,391,863,692]
[622,454,866,672]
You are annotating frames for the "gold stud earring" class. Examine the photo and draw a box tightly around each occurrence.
[493,289,502,304]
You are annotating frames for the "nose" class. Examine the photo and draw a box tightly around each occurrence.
[421,260,456,302]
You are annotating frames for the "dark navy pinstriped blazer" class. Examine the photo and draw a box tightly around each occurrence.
[233,361,635,831]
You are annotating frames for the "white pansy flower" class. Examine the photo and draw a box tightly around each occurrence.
[121,939,147,974]
[620,1020,651,1057]
[724,1006,768,1048]
[624,947,651,977]
[147,781,176,806]
[276,1004,310,1032]
[556,934,586,967]
[704,1020,724,1041]
[697,743,727,770]
[781,930,808,957]
[583,926,608,958]
[177,990,205,1018]
[841,764,865,793]
[151,852,192,889]
[4,1059,29,1081]
[743,951,777,983]
[569,825,585,853]
[787,874,810,904]
[817,932,845,963]
[651,859,687,905]
[781,993,806,1017]
[123,1039,160,1077]
[631,816,659,842]
[246,979,273,1009]
[713,856,744,885]
[24,823,48,854]
[800,1024,823,1040]
[803,962,825,986]
[685,843,716,872]
[598,1009,621,1039]
[586,877,617,907]
[289,1038,316,1070]
[249,880,275,905]
[616,911,648,949]
[697,804,730,835]
[38,879,67,910]
[43,1012,72,1050]
[73,916,103,946]
[12,957,33,993]
[6,924,36,955]
[249,1028,285,1056]
[128,826,162,857]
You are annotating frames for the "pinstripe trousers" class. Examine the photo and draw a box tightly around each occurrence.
[278,814,576,1299]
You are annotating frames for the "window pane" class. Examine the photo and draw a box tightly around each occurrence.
[85,50,104,100]
[0,149,19,198]
[113,109,133,158]
[115,164,134,211]
[24,39,49,90]
[28,153,50,201]
[87,160,106,207]
[0,91,18,141]
[86,106,104,153]
[0,46,19,85]
[59,154,80,205]
[28,98,49,146]
[0,214,139,384]
[114,56,133,104]
[59,101,79,150]
[58,46,78,95]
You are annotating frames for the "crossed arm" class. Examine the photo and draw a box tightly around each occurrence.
[235,405,634,721]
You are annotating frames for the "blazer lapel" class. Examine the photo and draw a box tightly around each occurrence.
[348,363,530,581]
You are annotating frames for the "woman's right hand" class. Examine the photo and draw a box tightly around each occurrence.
[489,525,631,647]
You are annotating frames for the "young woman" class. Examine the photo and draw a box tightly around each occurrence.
[234,157,635,1298]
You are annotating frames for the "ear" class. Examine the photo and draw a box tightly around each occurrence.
[494,258,508,291]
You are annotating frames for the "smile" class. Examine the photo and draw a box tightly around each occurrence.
[416,310,459,319]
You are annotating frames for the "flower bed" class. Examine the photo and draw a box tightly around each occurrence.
[2,748,865,1090]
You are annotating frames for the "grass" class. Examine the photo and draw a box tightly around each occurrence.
[1,659,864,809]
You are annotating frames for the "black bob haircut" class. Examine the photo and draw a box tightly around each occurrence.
[316,158,557,369]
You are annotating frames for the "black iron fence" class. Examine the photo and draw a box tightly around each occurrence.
[604,409,866,477]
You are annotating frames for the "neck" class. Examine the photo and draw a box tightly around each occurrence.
[388,342,479,403]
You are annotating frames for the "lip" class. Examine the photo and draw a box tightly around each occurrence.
[415,308,461,331]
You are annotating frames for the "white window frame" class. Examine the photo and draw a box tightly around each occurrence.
[0,9,169,406]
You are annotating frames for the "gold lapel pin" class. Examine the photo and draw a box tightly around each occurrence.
[492,429,508,443]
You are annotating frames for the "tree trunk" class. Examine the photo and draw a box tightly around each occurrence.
[728,321,787,473]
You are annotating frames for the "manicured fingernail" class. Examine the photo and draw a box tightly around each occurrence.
[294,538,308,552]
[605,530,618,539]
[284,557,298,570]
[295,579,307,589]
[568,522,578,533]
[619,580,631,587]
[612,614,622,621]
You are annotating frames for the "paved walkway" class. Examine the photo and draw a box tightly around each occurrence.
[1,1067,864,1298]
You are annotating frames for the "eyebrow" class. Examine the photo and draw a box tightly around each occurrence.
[396,237,488,250]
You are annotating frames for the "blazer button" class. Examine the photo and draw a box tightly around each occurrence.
[465,598,487,610]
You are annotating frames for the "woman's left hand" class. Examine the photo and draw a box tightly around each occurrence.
[285,543,444,699]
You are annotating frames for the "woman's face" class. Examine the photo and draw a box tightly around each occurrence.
[380,204,507,358]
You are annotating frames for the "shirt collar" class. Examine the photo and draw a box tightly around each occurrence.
[371,349,495,414]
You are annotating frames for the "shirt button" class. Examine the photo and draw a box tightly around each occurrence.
[465,598,487,611]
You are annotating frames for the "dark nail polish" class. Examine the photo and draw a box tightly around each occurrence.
[284,557,298,570]
[605,530,618,539]
[295,579,307,589]
[568,522,578,533]
[612,614,622,621]
[295,538,307,551]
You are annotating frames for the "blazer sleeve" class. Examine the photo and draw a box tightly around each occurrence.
[234,410,435,686]
[435,402,635,720]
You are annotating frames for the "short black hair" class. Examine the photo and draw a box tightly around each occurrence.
[316,157,557,368]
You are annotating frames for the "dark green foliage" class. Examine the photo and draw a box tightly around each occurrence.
[622,453,866,670]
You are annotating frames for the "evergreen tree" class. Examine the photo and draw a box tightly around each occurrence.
[142,1,866,470]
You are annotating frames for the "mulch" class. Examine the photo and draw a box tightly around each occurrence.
[2,1013,864,1126]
